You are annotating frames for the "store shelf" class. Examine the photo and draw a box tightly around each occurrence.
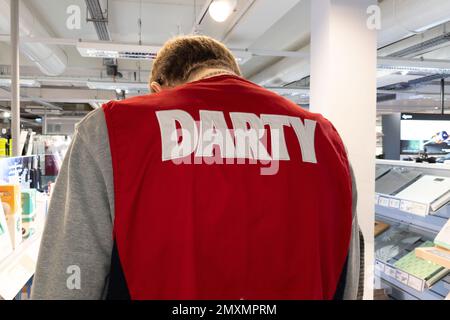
[0,233,42,300]
[377,269,450,300]
[375,236,450,300]
[375,160,450,300]
[376,203,450,234]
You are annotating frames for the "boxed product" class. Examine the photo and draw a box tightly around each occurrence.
[415,220,450,270]
[0,184,22,249]
[0,201,13,261]
[394,241,449,292]
[435,219,450,250]
[21,189,37,240]
[375,168,422,196]
[395,175,450,215]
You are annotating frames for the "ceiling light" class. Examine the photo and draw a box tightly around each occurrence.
[233,51,252,65]
[77,42,160,60]
[376,70,396,78]
[3,112,11,118]
[87,81,150,92]
[0,78,40,87]
[209,0,237,23]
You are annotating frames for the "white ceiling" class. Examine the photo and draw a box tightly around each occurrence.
[1,0,450,119]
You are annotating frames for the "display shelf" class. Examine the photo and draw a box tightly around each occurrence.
[375,235,450,300]
[375,160,450,300]
[0,232,42,300]
[378,274,450,300]
[376,204,450,234]
[377,271,450,300]
[376,159,450,175]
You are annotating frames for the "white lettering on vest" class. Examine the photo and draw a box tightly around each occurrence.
[229,112,272,161]
[195,110,236,158]
[155,110,198,161]
[155,110,317,164]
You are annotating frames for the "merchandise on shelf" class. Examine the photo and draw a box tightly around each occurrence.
[375,166,391,180]
[32,135,71,175]
[375,160,450,300]
[375,227,422,263]
[394,241,449,291]
[0,184,22,249]
[375,220,390,237]
[0,138,8,157]
[395,175,450,213]
[21,189,37,240]
[0,201,13,261]
[375,167,422,196]
[435,219,450,250]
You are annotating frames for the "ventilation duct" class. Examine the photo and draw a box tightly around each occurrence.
[0,0,67,76]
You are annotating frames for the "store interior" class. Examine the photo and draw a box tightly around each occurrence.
[0,0,449,300]
[373,1,450,301]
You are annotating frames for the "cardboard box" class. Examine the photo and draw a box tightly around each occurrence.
[0,184,22,249]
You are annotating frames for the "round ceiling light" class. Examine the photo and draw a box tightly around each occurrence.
[209,0,237,23]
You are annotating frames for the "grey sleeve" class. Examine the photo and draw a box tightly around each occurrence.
[343,165,363,300]
[31,109,114,300]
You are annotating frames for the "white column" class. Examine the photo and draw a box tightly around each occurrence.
[310,0,377,300]
[11,0,20,156]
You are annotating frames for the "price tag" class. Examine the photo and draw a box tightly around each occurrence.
[384,265,397,278]
[395,269,409,285]
[389,198,401,209]
[407,275,425,292]
[379,197,390,207]
[400,200,428,216]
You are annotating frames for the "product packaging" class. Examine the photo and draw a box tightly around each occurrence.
[0,201,13,261]
[435,219,450,250]
[21,189,37,240]
[0,184,22,249]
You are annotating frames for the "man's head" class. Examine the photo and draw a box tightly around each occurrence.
[150,35,241,93]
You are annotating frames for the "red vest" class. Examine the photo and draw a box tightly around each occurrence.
[103,75,352,300]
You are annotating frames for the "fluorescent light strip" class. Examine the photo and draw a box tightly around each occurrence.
[0,78,40,87]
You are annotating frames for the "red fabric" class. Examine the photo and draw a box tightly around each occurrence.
[103,75,352,300]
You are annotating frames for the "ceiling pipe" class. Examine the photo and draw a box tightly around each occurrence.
[0,85,62,111]
[378,22,450,58]
[191,0,214,34]
[0,0,67,76]
[85,0,111,41]
[250,46,310,86]
[251,0,450,87]
[378,0,450,48]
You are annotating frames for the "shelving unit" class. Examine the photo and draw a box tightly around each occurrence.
[0,233,42,300]
[375,160,450,300]
[0,155,50,300]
